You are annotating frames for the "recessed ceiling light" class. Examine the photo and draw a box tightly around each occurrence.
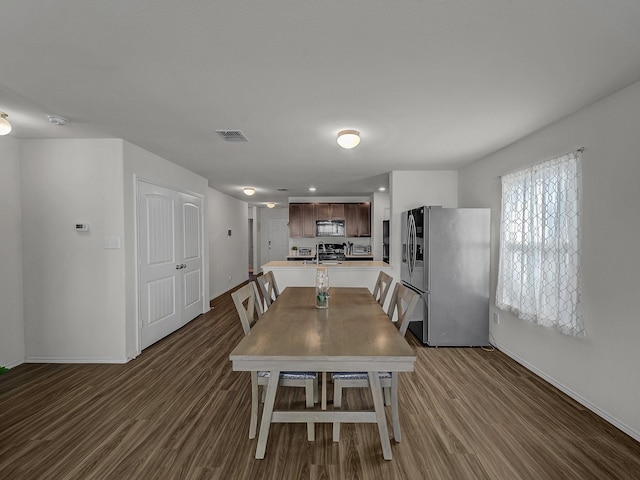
[379,186,386,192]
[243,187,255,196]
[337,130,360,149]
[266,202,276,208]
[309,186,316,192]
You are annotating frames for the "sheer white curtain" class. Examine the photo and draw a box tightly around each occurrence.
[496,151,584,337]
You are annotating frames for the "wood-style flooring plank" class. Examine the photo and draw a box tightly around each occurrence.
[1,283,639,479]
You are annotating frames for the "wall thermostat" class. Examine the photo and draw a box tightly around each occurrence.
[75,223,90,232]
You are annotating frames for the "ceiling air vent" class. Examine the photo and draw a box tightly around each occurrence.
[215,130,248,142]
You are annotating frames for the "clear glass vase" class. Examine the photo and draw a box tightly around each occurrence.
[315,267,329,309]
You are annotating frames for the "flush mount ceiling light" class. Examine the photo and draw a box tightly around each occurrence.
[309,186,316,192]
[243,187,256,196]
[337,129,360,149]
[0,112,12,135]
[266,202,276,209]
[379,186,386,192]
[47,115,68,126]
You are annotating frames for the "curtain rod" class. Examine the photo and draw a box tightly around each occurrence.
[499,147,585,178]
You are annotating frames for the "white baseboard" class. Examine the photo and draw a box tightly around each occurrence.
[2,358,25,369]
[25,356,129,364]
[494,342,640,443]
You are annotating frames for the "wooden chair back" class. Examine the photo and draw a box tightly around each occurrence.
[372,271,393,307]
[257,271,280,308]
[386,283,420,337]
[231,282,263,335]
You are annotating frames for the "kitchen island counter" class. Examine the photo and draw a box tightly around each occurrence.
[264,261,387,268]
[262,261,392,292]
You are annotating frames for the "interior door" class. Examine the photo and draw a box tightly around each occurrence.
[179,194,203,324]
[268,218,289,261]
[138,181,203,350]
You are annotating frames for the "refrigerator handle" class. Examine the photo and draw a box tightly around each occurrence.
[407,215,414,275]
[410,214,417,274]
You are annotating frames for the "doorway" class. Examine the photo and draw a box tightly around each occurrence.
[248,218,254,279]
[267,218,289,262]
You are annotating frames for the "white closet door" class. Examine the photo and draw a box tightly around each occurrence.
[178,194,203,324]
[138,181,203,350]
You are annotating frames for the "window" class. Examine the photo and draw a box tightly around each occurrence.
[496,150,584,337]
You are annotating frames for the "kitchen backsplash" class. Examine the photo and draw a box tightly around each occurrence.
[289,237,371,253]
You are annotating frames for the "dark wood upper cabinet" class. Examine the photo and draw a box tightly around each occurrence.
[345,203,371,237]
[330,203,345,220]
[315,203,331,221]
[288,203,316,238]
[288,204,303,238]
[289,202,369,238]
[316,203,345,221]
[345,204,358,237]
[357,202,371,237]
[301,203,316,237]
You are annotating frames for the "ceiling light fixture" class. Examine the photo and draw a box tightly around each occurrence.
[309,186,316,192]
[379,186,386,192]
[47,115,68,126]
[337,129,360,149]
[0,112,12,135]
[243,187,256,196]
[266,202,276,208]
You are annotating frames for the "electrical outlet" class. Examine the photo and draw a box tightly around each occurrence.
[493,312,500,324]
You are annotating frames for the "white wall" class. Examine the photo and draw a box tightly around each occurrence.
[389,171,458,281]
[16,138,210,364]
[207,187,249,299]
[21,139,127,362]
[123,141,210,358]
[458,80,640,440]
[0,136,25,368]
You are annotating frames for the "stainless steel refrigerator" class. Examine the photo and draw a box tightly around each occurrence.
[401,207,490,346]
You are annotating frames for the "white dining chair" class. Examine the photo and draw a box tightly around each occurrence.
[372,271,393,309]
[256,271,279,310]
[231,281,318,441]
[332,282,419,442]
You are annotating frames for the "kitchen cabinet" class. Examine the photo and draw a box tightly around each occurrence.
[301,203,316,237]
[357,202,371,236]
[316,203,345,220]
[345,202,371,237]
[330,203,345,220]
[315,203,331,220]
[289,203,316,238]
[288,204,303,237]
[289,202,369,238]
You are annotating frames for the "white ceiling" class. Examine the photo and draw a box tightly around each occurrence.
[2,1,640,206]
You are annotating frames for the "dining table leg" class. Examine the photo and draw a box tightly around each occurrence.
[255,369,280,459]
[368,371,392,460]
[322,372,327,410]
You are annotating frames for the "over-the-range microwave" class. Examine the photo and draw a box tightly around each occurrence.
[316,220,345,237]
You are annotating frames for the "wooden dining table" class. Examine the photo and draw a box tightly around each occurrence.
[229,286,416,460]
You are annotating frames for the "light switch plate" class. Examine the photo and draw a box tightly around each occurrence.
[104,236,121,249]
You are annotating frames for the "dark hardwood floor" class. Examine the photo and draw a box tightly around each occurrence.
[1,286,639,479]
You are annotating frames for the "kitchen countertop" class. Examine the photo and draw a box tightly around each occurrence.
[264,261,388,268]
[286,255,374,260]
